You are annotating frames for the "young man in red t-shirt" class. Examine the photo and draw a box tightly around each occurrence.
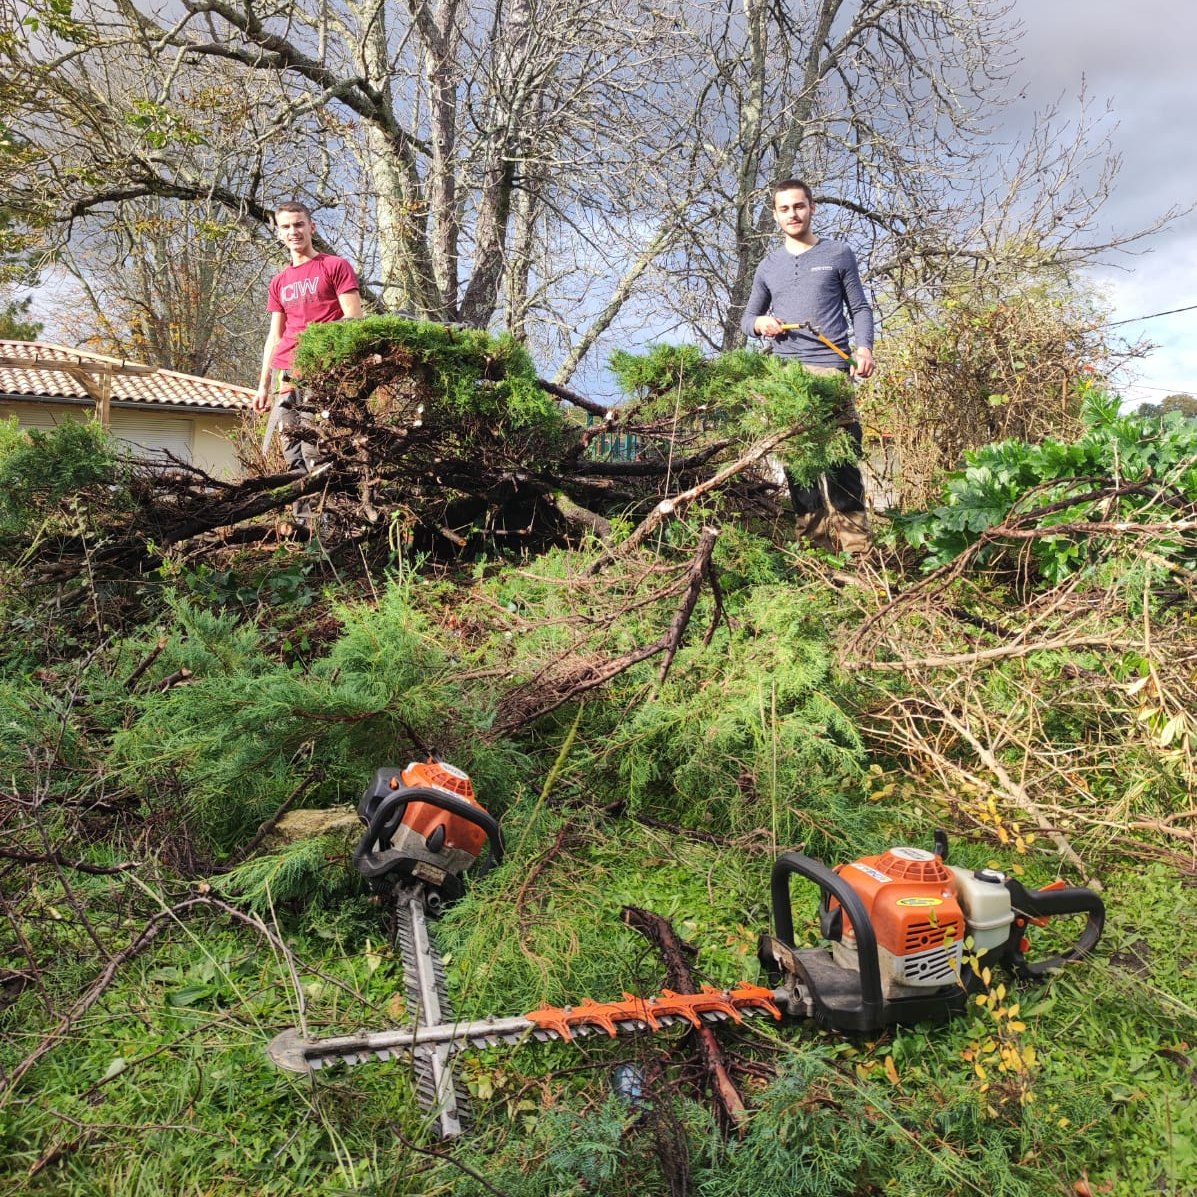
[254,201,361,477]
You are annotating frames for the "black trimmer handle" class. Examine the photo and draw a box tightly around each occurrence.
[770,852,884,1030]
[352,767,503,880]
[1002,879,1105,979]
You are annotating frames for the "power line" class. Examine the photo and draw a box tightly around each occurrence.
[1107,303,1197,328]
[1120,381,1196,394]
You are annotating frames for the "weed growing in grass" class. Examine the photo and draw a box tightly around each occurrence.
[961,961,1037,1113]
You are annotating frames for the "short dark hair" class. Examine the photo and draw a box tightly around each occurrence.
[772,179,814,205]
[273,201,313,221]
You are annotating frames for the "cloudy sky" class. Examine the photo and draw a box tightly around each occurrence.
[20,0,1194,405]
[1007,0,1197,404]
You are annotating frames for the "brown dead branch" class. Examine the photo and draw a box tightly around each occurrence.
[535,377,609,418]
[621,906,748,1133]
[0,848,139,875]
[0,881,53,1018]
[656,526,720,685]
[156,667,193,692]
[493,644,664,736]
[514,824,573,927]
[124,636,168,691]
[492,530,722,734]
[218,770,324,869]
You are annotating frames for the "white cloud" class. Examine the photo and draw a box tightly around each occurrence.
[1008,0,1197,398]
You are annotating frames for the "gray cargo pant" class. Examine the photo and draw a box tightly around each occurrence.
[263,371,319,474]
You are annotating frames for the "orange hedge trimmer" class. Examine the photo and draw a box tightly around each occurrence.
[267,763,1104,1138]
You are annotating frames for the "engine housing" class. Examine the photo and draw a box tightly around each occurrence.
[831,847,965,996]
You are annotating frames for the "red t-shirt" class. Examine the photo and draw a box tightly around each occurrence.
[267,253,360,370]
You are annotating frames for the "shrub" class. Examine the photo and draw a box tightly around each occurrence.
[0,416,123,541]
[860,287,1105,507]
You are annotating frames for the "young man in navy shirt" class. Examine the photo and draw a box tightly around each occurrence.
[741,179,875,554]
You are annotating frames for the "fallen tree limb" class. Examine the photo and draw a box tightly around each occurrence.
[656,526,720,685]
[536,377,609,417]
[546,493,612,539]
[621,905,748,1133]
[589,419,813,572]
[9,324,860,589]
[0,848,139,875]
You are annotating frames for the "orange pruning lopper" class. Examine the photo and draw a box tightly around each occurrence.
[777,322,856,368]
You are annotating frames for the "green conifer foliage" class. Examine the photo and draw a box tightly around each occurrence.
[293,314,565,436]
[110,587,530,855]
[608,343,770,419]
[608,345,857,484]
[614,583,869,857]
[218,835,357,911]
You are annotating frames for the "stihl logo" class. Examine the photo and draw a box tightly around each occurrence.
[280,278,320,303]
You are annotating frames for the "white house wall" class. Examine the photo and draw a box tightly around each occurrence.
[0,401,246,479]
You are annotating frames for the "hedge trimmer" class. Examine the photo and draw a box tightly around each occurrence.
[267,763,1105,1138]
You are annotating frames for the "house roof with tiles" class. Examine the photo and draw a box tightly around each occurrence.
[0,340,253,412]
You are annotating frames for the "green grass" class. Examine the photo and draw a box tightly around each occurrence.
[5,836,1190,1196]
[3,433,1196,1195]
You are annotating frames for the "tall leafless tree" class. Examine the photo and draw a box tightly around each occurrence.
[52,197,270,381]
[0,0,1173,383]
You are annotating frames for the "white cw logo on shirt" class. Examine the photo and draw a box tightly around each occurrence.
[280,278,320,302]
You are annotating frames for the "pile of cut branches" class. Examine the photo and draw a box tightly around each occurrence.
[835,391,1197,874]
[0,324,852,593]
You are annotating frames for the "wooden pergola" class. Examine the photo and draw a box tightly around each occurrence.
[0,351,158,426]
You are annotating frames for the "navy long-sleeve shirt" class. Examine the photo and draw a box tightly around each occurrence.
[740,240,874,370]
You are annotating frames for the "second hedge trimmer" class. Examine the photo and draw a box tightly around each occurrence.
[268,764,1105,1138]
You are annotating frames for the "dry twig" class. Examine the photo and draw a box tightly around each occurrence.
[622,906,748,1133]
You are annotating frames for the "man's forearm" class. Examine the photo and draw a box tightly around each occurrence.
[253,328,283,412]
[258,334,280,391]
